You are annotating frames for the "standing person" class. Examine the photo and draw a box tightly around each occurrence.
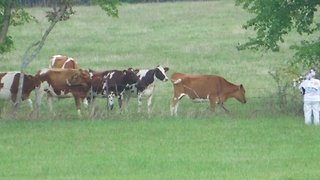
[299,69,320,125]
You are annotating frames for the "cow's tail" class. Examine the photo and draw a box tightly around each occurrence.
[171,78,182,85]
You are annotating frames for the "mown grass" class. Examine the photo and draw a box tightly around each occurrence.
[1,117,320,179]
[0,0,315,179]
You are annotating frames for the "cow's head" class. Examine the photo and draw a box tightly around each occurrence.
[67,69,91,87]
[155,65,169,82]
[123,68,139,85]
[234,84,246,104]
[33,69,48,88]
[24,74,37,89]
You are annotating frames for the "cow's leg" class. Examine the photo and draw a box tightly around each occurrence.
[122,93,130,112]
[34,86,44,118]
[74,97,82,117]
[147,94,153,114]
[170,97,180,116]
[209,95,218,112]
[107,93,115,110]
[21,93,34,113]
[137,93,142,113]
[145,85,155,114]
[47,96,54,114]
[118,93,123,109]
[83,98,89,108]
[26,98,34,117]
[170,93,184,116]
[220,103,230,113]
[26,98,33,111]
[89,97,97,118]
[219,96,229,113]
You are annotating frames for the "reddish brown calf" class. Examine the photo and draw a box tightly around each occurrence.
[170,72,246,116]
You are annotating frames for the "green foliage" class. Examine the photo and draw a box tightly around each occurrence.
[0,0,120,54]
[290,39,320,70]
[0,35,13,53]
[45,2,76,22]
[236,0,320,72]
[0,0,36,54]
[95,0,120,17]
[235,0,319,51]
[11,8,37,26]
[268,66,301,109]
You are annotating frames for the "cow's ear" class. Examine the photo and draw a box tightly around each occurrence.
[88,68,95,73]
[164,67,169,72]
[75,69,85,78]
[25,74,33,80]
[134,69,139,74]
[81,70,90,79]
[239,84,244,89]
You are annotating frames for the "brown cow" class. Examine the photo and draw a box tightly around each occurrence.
[34,68,91,117]
[170,72,246,116]
[0,71,36,111]
[48,55,90,106]
[49,55,79,69]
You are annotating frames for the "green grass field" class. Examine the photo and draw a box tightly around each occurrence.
[1,0,319,179]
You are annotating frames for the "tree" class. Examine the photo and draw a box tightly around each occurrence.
[0,0,36,53]
[13,0,120,115]
[235,0,320,69]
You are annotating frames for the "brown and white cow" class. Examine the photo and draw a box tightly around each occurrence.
[123,65,169,113]
[0,72,37,111]
[48,54,90,106]
[34,68,91,116]
[170,72,246,116]
[49,55,79,69]
[88,68,140,110]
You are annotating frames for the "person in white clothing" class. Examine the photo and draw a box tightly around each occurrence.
[299,69,320,125]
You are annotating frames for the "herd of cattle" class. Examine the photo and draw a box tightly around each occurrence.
[0,55,247,118]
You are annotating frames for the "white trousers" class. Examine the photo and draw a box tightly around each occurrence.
[304,101,320,125]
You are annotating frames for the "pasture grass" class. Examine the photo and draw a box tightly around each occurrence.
[1,117,320,179]
[0,0,316,178]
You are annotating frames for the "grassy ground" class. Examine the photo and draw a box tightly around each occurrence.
[1,117,320,179]
[0,0,315,179]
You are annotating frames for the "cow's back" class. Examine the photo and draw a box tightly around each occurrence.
[171,72,223,99]
[0,72,16,99]
[0,72,36,101]
[50,55,79,69]
[36,68,91,89]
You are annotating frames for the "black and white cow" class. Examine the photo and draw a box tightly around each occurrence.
[88,69,139,110]
[121,65,169,113]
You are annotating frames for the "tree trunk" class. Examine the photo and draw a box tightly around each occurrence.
[0,1,13,44]
[14,4,68,117]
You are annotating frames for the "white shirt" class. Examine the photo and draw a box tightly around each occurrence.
[299,78,320,102]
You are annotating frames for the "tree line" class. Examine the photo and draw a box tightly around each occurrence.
[20,0,207,6]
